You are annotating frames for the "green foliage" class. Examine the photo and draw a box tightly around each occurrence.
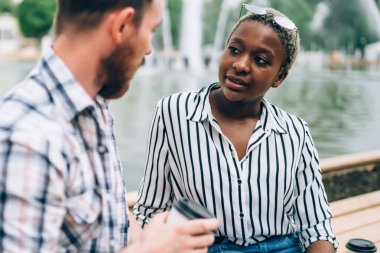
[17,0,56,41]
[323,0,378,56]
[202,0,223,46]
[0,0,14,14]
[168,0,182,48]
[161,0,380,54]
[271,0,319,50]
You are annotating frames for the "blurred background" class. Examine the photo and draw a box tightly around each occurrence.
[1,0,380,190]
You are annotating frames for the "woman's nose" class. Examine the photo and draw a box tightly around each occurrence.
[232,55,250,73]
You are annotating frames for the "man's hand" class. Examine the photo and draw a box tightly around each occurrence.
[122,212,219,253]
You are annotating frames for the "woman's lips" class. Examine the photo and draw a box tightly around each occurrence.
[225,75,248,90]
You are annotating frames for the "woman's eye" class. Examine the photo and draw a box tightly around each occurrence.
[228,46,240,55]
[255,56,269,66]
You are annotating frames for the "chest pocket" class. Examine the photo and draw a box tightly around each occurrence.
[59,149,104,251]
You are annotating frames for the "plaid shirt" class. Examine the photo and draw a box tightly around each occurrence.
[0,47,129,252]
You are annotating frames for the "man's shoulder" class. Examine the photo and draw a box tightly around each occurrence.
[0,77,64,137]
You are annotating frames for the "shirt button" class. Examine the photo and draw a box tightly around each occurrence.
[98,145,107,154]
[237,179,242,184]
[110,239,117,248]
[240,212,244,218]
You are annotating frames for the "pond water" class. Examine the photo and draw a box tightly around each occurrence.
[1,59,380,190]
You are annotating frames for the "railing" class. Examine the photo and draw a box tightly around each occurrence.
[127,150,380,208]
[320,149,380,174]
[321,149,380,201]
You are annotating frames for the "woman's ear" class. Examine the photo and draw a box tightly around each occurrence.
[110,7,136,44]
[272,69,288,88]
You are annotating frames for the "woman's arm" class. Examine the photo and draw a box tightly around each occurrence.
[292,120,339,250]
[307,240,335,253]
[133,101,173,227]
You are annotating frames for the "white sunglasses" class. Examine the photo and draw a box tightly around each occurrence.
[239,4,297,30]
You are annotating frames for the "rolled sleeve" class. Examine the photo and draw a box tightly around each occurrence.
[299,219,339,249]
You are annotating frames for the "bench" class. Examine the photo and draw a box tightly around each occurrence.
[331,190,380,252]
[126,150,380,252]
[128,190,380,252]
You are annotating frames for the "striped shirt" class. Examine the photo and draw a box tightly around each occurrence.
[134,83,338,249]
[0,47,128,252]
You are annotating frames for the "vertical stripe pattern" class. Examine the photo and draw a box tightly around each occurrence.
[134,83,338,249]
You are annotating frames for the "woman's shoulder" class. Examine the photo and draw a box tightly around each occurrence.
[158,84,215,110]
[265,100,309,130]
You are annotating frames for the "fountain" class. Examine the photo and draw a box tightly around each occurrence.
[179,0,204,71]
[208,0,240,70]
[158,0,380,72]
[356,0,380,39]
[357,0,380,64]
[208,0,269,71]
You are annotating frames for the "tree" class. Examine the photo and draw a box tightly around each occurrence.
[202,0,223,46]
[168,0,182,49]
[323,0,378,57]
[271,0,322,50]
[17,0,56,43]
[0,0,14,14]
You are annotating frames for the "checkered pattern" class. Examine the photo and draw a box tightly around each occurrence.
[0,47,129,252]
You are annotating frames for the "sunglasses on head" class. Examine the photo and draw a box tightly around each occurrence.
[239,3,297,31]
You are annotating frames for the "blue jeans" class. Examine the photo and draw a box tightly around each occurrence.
[208,234,304,253]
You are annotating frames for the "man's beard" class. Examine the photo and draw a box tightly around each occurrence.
[97,40,143,99]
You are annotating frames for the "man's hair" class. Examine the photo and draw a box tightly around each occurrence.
[227,7,300,73]
[55,0,153,35]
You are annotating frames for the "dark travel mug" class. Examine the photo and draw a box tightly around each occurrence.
[167,198,214,224]
[346,238,377,253]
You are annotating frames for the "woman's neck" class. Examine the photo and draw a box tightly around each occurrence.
[210,87,263,121]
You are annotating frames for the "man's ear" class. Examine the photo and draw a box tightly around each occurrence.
[110,7,136,44]
[272,69,288,88]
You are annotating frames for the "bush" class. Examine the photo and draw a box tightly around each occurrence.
[17,0,56,41]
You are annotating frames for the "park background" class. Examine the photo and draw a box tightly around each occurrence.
[0,0,380,190]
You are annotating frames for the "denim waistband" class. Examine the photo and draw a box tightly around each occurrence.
[209,234,304,253]
[213,233,298,246]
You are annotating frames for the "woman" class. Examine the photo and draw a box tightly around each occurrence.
[134,4,338,253]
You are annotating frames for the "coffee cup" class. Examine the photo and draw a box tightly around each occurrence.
[166,198,214,224]
[346,238,377,253]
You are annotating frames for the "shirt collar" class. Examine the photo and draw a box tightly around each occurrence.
[186,83,217,122]
[39,46,104,121]
[260,99,288,134]
[186,83,287,134]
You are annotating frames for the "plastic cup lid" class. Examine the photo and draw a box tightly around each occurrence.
[346,238,377,253]
[173,198,214,219]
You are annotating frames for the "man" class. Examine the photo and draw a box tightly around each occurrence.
[0,0,218,252]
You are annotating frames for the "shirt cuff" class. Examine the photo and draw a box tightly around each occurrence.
[298,219,339,249]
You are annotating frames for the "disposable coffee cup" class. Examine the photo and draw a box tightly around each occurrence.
[346,238,377,253]
[166,198,214,224]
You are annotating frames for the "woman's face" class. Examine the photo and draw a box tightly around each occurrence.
[218,20,287,103]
